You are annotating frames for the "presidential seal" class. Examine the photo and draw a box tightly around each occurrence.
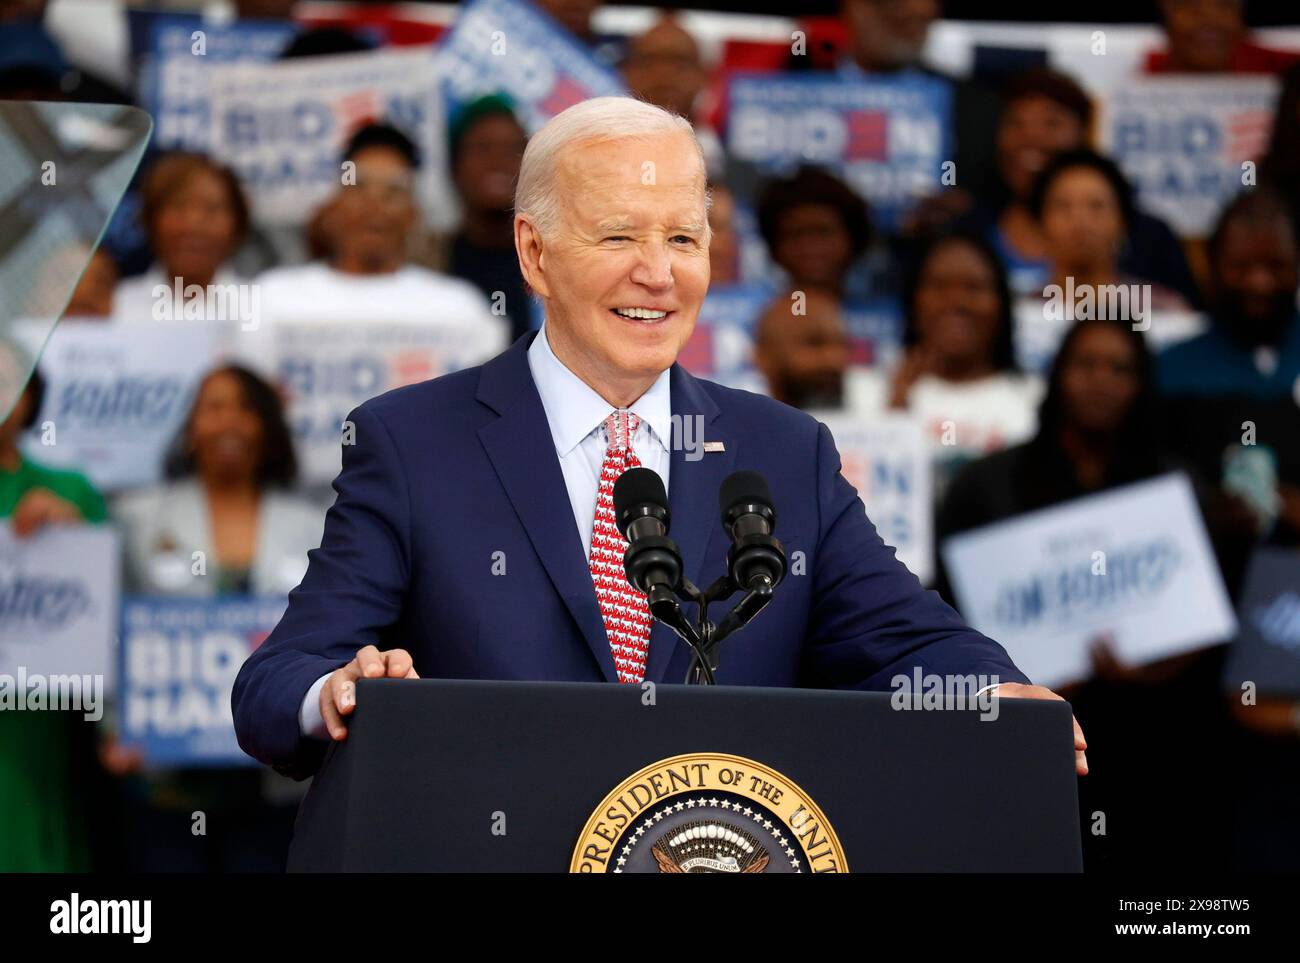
[570,752,847,873]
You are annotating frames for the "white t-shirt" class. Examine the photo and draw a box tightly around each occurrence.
[842,365,1043,489]
[112,264,247,323]
[253,261,505,335]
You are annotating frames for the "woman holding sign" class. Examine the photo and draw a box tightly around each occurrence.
[103,364,323,872]
[937,316,1235,873]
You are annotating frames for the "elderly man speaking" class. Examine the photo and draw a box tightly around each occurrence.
[233,97,1086,779]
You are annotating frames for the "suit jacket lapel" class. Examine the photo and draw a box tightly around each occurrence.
[644,364,734,683]
[476,335,618,682]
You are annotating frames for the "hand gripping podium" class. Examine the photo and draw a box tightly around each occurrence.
[288,679,1082,873]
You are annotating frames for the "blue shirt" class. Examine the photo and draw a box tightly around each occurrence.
[526,324,673,560]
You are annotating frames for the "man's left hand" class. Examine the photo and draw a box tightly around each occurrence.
[993,682,1088,776]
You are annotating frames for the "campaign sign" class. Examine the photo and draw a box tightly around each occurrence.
[1222,548,1300,698]
[118,596,285,766]
[15,321,214,492]
[1102,76,1279,238]
[259,318,505,485]
[206,46,447,228]
[677,283,770,388]
[137,13,296,151]
[817,414,933,584]
[725,72,951,230]
[438,0,626,133]
[843,298,904,368]
[0,526,119,683]
[942,473,1236,688]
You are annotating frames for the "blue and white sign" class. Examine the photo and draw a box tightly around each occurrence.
[16,321,214,492]
[843,298,904,368]
[1222,548,1300,698]
[0,526,119,682]
[137,13,296,151]
[817,414,932,584]
[243,318,505,485]
[206,46,448,228]
[942,472,1236,687]
[1102,76,1279,238]
[725,72,951,230]
[438,0,626,133]
[677,283,771,390]
[118,596,286,766]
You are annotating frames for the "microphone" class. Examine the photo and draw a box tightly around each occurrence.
[612,467,683,602]
[719,471,787,591]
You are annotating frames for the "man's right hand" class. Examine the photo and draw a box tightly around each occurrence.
[321,645,419,741]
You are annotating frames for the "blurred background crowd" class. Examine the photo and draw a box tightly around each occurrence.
[1,0,1299,875]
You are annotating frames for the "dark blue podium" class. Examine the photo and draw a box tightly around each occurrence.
[288,678,1082,872]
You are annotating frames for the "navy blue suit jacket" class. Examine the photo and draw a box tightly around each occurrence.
[233,333,1029,776]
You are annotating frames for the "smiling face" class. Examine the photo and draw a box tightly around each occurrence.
[188,369,266,485]
[1213,215,1300,345]
[912,239,1004,371]
[515,130,710,405]
[152,168,241,285]
[331,145,417,273]
[997,95,1086,201]
[455,113,527,213]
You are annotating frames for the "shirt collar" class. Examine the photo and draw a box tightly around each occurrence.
[527,324,673,458]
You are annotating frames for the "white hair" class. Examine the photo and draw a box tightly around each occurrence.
[514,96,709,240]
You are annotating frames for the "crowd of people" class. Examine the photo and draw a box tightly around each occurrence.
[1,0,1299,873]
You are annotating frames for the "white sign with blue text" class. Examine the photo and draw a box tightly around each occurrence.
[139,13,296,152]
[16,320,215,492]
[0,526,120,682]
[1101,76,1279,238]
[206,46,449,228]
[439,0,626,133]
[234,318,505,485]
[817,414,933,584]
[119,596,285,766]
[942,472,1236,687]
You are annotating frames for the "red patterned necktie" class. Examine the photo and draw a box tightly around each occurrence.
[588,409,654,683]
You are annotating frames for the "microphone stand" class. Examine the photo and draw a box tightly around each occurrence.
[649,574,777,685]
[644,581,716,685]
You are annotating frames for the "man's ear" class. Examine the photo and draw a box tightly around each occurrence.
[514,215,550,300]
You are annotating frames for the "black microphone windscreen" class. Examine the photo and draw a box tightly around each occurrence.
[613,466,668,519]
[719,470,772,519]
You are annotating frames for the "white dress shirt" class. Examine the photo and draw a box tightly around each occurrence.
[527,323,673,559]
[298,325,674,737]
